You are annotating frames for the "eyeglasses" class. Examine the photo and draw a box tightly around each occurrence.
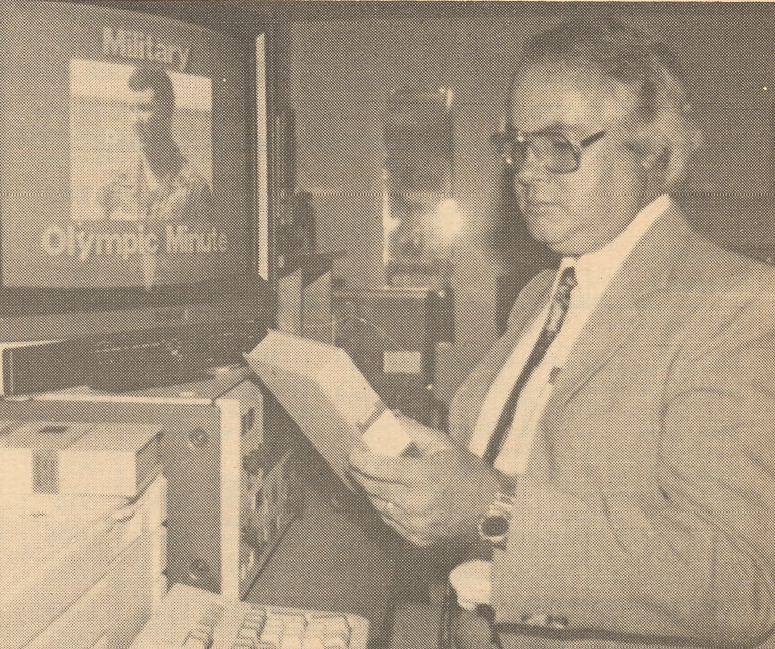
[492,128,607,174]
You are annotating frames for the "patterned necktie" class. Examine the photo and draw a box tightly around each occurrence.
[482,266,578,466]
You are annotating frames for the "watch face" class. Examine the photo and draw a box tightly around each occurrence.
[481,515,509,537]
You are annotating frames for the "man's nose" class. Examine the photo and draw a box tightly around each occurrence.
[515,146,547,185]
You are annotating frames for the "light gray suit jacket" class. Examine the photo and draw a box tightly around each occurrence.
[449,205,775,648]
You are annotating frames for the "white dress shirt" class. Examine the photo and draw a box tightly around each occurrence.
[468,194,673,475]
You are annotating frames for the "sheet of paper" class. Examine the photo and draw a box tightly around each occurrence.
[245,330,413,483]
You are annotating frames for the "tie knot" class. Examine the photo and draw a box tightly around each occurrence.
[558,266,577,293]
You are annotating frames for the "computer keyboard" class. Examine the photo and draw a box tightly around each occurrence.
[131,584,369,649]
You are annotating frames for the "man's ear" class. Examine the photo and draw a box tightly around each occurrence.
[635,136,672,195]
[639,138,670,171]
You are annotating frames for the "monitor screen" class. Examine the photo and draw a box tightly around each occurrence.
[1,1,255,293]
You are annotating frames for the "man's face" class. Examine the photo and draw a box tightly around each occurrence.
[129,87,171,146]
[509,64,651,256]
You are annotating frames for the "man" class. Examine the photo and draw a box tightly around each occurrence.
[349,20,775,648]
[96,66,212,222]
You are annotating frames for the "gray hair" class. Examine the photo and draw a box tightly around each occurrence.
[511,19,703,189]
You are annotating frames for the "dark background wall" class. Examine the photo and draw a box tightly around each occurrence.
[285,2,775,397]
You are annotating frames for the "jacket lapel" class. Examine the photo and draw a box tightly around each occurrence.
[543,205,692,424]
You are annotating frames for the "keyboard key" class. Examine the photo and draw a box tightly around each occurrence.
[301,639,325,649]
[244,610,267,630]
[193,621,216,637]
[280,636,303,649]
[322,637,348,649]
[239,626,261,643]
[284,623,306,638]
[182,640,211,649]
[261,629,283,646]
[182,628,213,649]
[307,617,349,635]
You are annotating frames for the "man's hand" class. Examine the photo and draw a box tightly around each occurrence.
[348,415,503,550]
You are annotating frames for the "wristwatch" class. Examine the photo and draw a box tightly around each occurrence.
[477,491,515,550]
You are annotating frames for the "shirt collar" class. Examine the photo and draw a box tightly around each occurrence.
[560,194,673,296]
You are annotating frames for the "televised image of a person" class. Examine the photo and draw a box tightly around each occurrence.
[348,20,775,648]
[96,66,212,222]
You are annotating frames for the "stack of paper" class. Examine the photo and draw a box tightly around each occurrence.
[245,329,414,482]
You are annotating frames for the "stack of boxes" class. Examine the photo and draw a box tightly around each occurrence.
[0,421,167,649]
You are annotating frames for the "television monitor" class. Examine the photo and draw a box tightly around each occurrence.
[0,0,272,346]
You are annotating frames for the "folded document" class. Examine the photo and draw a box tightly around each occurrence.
[245,330,415,482]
